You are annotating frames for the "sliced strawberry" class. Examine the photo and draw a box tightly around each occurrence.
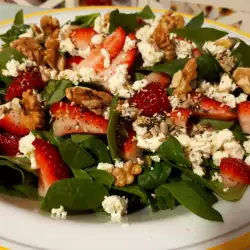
[131,83,171,116]
[220,157,250,187]
[66,56,84,68]
[146,72,171,88]
[51,102,108,136]
[0,110,29,136]
[70,27,97,50]
[5,69,45,101]
[122,129,142,162]
[190,92,237,121]
[0,134,20,156]
[192,48,202,58]
[237,101,250,134]
[33,138,71,196]
[171,108,192,127]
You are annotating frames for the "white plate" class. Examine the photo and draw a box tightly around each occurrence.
[0,7,250,250]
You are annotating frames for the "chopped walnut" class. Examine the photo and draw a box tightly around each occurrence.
[112,161,142,187]
[65,86,112,115]
[233,67,250,94]
[21,89,45,130]
[215,37,236,49]
[31,24,45,43]
[40,16,60,37]
[216,52,236,73]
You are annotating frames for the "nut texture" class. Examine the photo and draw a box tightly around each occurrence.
[40,15,60,37]
[233,67,250,94]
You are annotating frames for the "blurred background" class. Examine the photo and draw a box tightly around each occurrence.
[0,0,249,33]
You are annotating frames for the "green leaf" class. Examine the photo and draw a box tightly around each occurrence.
[137,5,155,19]
[0,160,25,183]
[140,59,188,77]
[113,185,148,204]
[32,130,64,147]
[71,134,94,144]
[72,169,92,180]
[107,95,120,160]
[81,136,111,163]
[166,181,223,221]
[0,75,12,88]
[43,79,72,105]
[109,9,140,34]
[158,136,191,167]
[185,12,204,28]
[155,184,176,210]
[138,162,172,189]
[134,72,145,81]
[0,185,24,197]
[203,158,219,170]
[172,28,227,47]
[13,184,38,200]
[14,10,24,25]
[232,39,250,67]
[41,178,108,212]
[231,123,247,143]
[88,169,114,189]
[59,139,96,169]
[71,13,100,28]
[200,119,234,130]
[0,47,25,70]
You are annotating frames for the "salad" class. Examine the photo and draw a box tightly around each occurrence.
[0,6,250,222]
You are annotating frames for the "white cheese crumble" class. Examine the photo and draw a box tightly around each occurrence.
[59,38,77,56]
[91,34,104,45]
[114,160,124,168]
[103,107,110,120]
[168,95,182,109]
[78,47,91,59]
[245,155,250,165]
[19,27,34,38]
[174,39,196,59]
[211,172,223,183]
[202,41,227,56]
[243,139,250,154]
[123,36,136,52]
[150,155,161,162]
[101,48,110,68]
[0,98,21,119]
[18,132,37,169]
[97,162,114,173]
[132,79,149,91]
[102,195,128,218]
[51,206,67,219]
[94,15,109,34]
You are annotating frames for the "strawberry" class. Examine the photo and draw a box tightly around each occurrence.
[237,101,250,134]
[70,27,97,50]
[0,110,29,136]
[146,72,171,88]
[66,56,83,68]
[50,102,108,136]
[171,108,192,127]
[0,134,20,156]
[192,48,202,58]
[122,129,142,162]
[33,138,71,196]
[190,92,237,121]
[131,83,171,116]
[220,157,250,187]
[5,69,45,101]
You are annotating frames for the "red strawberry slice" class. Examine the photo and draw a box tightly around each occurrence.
[66,56,83,68]
[192,48,202,58]
[70,27,97,50]
[131,83,171,116]
[146,72,171,88]
[237,101,250,134]
[0,134,20,156]
[190,92,237,121]
[122,129,142,162]
[220,157,250,187]
[5,69,45,101]
[0,110,29,136]
[171,108,192,127]
[33,138,71,196]
[50,102,108,136]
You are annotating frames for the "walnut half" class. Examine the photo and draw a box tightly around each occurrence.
[233,67,250,94]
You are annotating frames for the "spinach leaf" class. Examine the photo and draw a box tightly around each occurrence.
[71,13,99,27]
[231,123,247,143]
[232,39,250,67]
[185,12,204,28]
[113,185,148,204]
[43,79,72,105]
[0,160,25,183]
[0,75,12,88]
[155,184,176,210]
[200,119,234,130]
[109,9,140,34]
[13,184,38,200]
[134,72,145,81]
[141,59,188,76]
[138,162,172,189]
[59,139,96,169]
[81,136,112,163]
[203,158,219,170]
[0,185,24,197]
[41,178,108,212]
[0,47,25,70]
[88,169,114,189]
[107,95,120,160]
[14,9,24,25]
[172,28,227,47]
[71,134,94,144]
[32,130,64,147]
[137,5,155,19]
[72,169,92,180]
[166,181,223,221]
[158,136,191,167]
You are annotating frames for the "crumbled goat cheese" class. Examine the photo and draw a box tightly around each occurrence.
[97,162,114,173]
[245,155,250,165]
[78,47,91,58]
[218,74,235,92]
[243,139,250,154]
[18,132,37,169]
[123,36,136,52]
[137,158,144,164]
[101,48,110,68]
[19,27,34,38]
[211,172,223,183]
[150,155,161,162]
[91,34,104,45]
[119,101,138,118]
[203,41,227,56]
[212,151,229,167]
[59,38,77,56]
[174,39,196,59]
[132,79,149,91]
[51,206,67,219]
[103,107,110,120]
[94,15,109,34]
[216,129,234,150]
[223,141,245,160]
[59,24,71,40]
[114,160,124,168]
[236,93,248,104]
[175,134,191,147]
[189,151,205,176]
[102,195,128,218]
[168,95,182,109]
[0,98,21,119]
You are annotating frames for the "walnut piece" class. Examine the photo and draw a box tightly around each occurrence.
[21,89,45,130]
[65,86,112,115]
[112,161,142,187]
[215,37,236,49]
[233,67,250,94]
[173,58,198,100]
[31,24,45,43]
[11,37,44,62]
[40,16,60,37]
